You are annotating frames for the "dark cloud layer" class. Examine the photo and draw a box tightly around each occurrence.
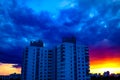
[0,0,120,66]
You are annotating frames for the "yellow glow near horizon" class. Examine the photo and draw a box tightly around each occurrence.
[90,58,120,74]
[0,63,21,75]
[91,68,120,74]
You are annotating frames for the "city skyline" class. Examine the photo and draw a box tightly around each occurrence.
[0,38,120,75]
[0,0,120,76]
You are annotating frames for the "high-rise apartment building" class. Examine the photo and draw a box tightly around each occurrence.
[22,37,90,80]
[56,37,90,80]
[21,40,55,80]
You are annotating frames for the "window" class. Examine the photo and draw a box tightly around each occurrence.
[82,61,84,63]
[61,75,65,77]
[61,63,65,66]
[86,69,89,76]
[85,56,89,62]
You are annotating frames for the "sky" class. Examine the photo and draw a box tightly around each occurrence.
[0,0,120,75]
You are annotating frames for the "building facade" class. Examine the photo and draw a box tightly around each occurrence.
[21,40,55,80]
[56,37,90,80]
[22,37,90,80]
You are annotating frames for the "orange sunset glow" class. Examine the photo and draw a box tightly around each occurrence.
[90,57,120,74]
[0,63,21,75]
[0,58,120,75]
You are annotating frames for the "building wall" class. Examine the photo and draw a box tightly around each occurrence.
[22,46,55,80]
[57,43,75,80]
[22,47,38,80]
[56,42,90,80]
[76,45,90,80]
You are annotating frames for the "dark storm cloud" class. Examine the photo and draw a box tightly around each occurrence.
[0,47,22,64]
[0,0,120,64]
[109,29,120,46]
[9,8,53,28]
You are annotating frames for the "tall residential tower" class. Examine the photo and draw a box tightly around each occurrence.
[21,40,55,80]
[22,37,90,80]
[56,37,90,80]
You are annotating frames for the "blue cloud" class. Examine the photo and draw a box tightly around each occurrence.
[0,0,120,64]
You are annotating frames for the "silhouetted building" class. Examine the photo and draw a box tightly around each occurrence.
[103,71,110,77]
[62,36,76,43]
[0,75,9,80]
[0,73,21,80]
[90,73,120,80]
[22,37,90,80]
[30,40,43,47]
